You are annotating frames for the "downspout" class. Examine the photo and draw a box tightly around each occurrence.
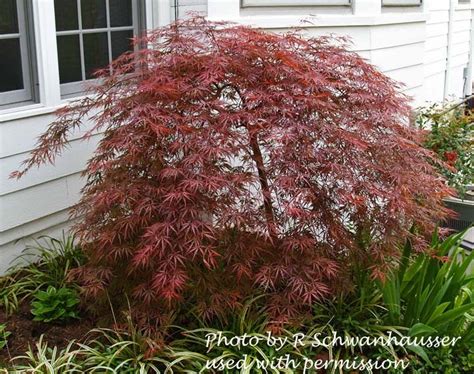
[174,0,179,21]
[444,0,456,99]
[463,5,474,98]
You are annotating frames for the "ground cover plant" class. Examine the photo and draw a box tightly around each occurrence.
[11,16,455,330]
[0,234,84,315]
[0,235,92,366]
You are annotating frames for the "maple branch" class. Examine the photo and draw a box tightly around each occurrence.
[228,84,277,239]
[248,131,277,239]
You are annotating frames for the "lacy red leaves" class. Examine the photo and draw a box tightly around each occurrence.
[15,17,453,326]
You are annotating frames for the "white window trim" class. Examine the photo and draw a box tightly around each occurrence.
[382,0,422,6]
[241,0,351,7]
[0,0,35,109]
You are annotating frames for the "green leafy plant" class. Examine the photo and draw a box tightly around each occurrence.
[0,234,84,314]
[31,286,80,323]
[0,324,10,350]
[380,230,474,343]
[417,101,474,196]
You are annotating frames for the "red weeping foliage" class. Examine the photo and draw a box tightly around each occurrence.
[13,17,453,325]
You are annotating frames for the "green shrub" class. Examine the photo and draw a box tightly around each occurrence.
[31,286,80,323]
[417,102,474,197]
[0,234,84,314]
[0,324,10,350]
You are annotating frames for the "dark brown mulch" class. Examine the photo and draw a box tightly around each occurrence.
[0,302,96,366]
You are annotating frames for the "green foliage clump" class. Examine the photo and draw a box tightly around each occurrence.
[167,296,300,373]
[380,229,474,343]
[0,234,84,314]
[306,284,403,361]
[31,286,80,323]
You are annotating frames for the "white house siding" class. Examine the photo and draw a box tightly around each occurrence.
[0,0,473,273]
[424,0,474,102]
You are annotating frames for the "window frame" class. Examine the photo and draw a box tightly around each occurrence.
[382,0,422,6]
[0,0,37,109]
[241,0,351,6]
[55,0,142,99]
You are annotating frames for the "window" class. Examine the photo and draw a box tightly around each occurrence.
[382,0,422,6]
[241,0,351,6]
[0,0,36,108]
[54,0,142,98]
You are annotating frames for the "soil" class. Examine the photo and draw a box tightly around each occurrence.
[0,302,96,366]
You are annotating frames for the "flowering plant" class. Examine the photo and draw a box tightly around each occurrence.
[417,101,474,197]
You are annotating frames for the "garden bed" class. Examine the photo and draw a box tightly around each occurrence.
[0,232,472,373]
[0,301,95,363]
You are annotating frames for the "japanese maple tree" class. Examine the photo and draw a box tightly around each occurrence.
[14,17,452,326]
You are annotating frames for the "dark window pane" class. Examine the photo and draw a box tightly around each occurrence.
[83,32,109,79]
[0,38,23,92]
[111,30,133,60]
[57,35,82,83]
[110,0,132,27]
[81,0,106,29]
[0,0,19,34]
[54,0,78,31]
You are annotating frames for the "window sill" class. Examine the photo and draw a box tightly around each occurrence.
[0,95,89,124]
[0,104,57,124]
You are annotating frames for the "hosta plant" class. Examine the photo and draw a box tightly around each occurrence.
[14,17,453,326]
[31,286,80,323]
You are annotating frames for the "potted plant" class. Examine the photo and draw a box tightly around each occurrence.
[417,100,474,231]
